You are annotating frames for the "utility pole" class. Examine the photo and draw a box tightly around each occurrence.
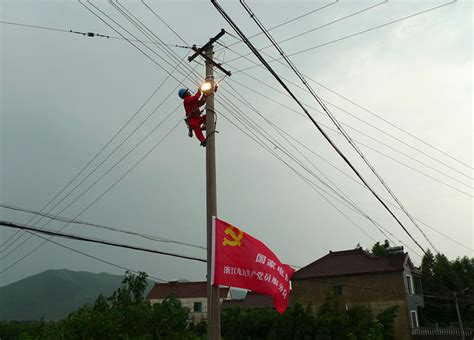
[453,292,465,340]
[188,30,231,340]
[205,45,220,340]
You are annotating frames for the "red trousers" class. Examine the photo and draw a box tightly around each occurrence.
[188,114,206,143]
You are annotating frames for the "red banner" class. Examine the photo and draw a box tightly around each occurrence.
[212,217,295,314]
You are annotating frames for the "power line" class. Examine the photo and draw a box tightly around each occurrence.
[0,1,418,280]
[221,68,473,194]
[0,203,205,251]
[233,46,473,179]
[218,78,473,253]
[0,0,211,268]
[139,0,464,218]
[5,225,166,282]
[0,102,179,256]
[0,220,206,265]
[133,3,403,252]
[0,67,190,252]
[223,0,388,64]
[111,1,465,183]
[215,87,412,251]
[265,120,473,252]
[1,10,199,250]
[216,104,377,246]
[0,119,182,272]
[3,219,457,302]
[214,0,340,51]
[1,1,202,256]
[0,104,179,257]
[300,276,456,301]
[115,0,470,255]
[216,86,425,258]
[241,0,440,253]
[5,9,467,175]
[79,0,187,85]
[3,3,198,252]
[0,19,192,48]
[212,0,430,256]
[213,39,473,184]
[218,85,393,239]
[289,0,457,58]
[210,56,471,252]
[307,78,473,172]
[47,0,462,262]
[233,0,457,74]
[140,0,446,258]
[235,59,473,184]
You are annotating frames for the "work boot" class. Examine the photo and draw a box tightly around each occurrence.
[200,139,207,147]
[188,129,193,138]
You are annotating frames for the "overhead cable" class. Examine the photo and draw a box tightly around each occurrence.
[220,49,473,183]
[212,0,429,256]
[0,104,179,257]
[0,20,191,48]
[223,0,388,63]
[4,227,165,282]
[0,220,206,264]
[0,203,205,250]
[240,0,445,253]
[136,0,425,257]
[0,119,182,271]
[220,66,473,193]
[217,76,472,252]
[214,0,339,51]
[232,0,457,73]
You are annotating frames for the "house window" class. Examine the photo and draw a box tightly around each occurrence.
[413,276,423,295]
[333,285,343,296]
[410,310,419,328]
[406,275,414,294]
[194,302,203,312]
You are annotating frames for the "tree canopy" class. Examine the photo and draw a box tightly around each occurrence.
[221,292,398,340]
[370,240,474,328]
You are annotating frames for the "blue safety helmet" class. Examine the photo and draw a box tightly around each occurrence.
[178,88,188,99]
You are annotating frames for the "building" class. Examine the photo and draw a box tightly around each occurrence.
[291,247,424,340]
[146,281,231,324]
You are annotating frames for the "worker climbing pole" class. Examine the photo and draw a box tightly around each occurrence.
[178,87,208,146]
[187,29,231,340]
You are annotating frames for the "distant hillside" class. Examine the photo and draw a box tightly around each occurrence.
[0,269,152,321]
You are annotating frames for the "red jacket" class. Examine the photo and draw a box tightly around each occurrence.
[183,90,206,116]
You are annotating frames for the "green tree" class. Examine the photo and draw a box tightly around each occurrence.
[269,303,316,339]
[221,306,278,339]
[314,292,347,340]
[370,240,474,328]
[376,305,399,340]
[420,251,474,327]
[346,305,383,340]
[371,240,390,256]
[62,271,194,339]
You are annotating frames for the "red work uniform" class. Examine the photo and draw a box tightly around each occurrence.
[183,90,207,143]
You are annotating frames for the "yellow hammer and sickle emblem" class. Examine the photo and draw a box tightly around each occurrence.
[223,226,244,247]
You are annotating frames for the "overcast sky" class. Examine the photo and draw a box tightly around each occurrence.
[1,0,472,287]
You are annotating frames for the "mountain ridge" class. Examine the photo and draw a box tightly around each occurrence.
[0,269,150,321]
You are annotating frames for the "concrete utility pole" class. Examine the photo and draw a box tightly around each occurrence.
[188,30,231,340]
[453,292,465,340]
[204,46,220,340]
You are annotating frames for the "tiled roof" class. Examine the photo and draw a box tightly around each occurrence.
[241,291,275,308]
[147,281,230,300]
[221,291,275,310]
[293,248,409,279]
